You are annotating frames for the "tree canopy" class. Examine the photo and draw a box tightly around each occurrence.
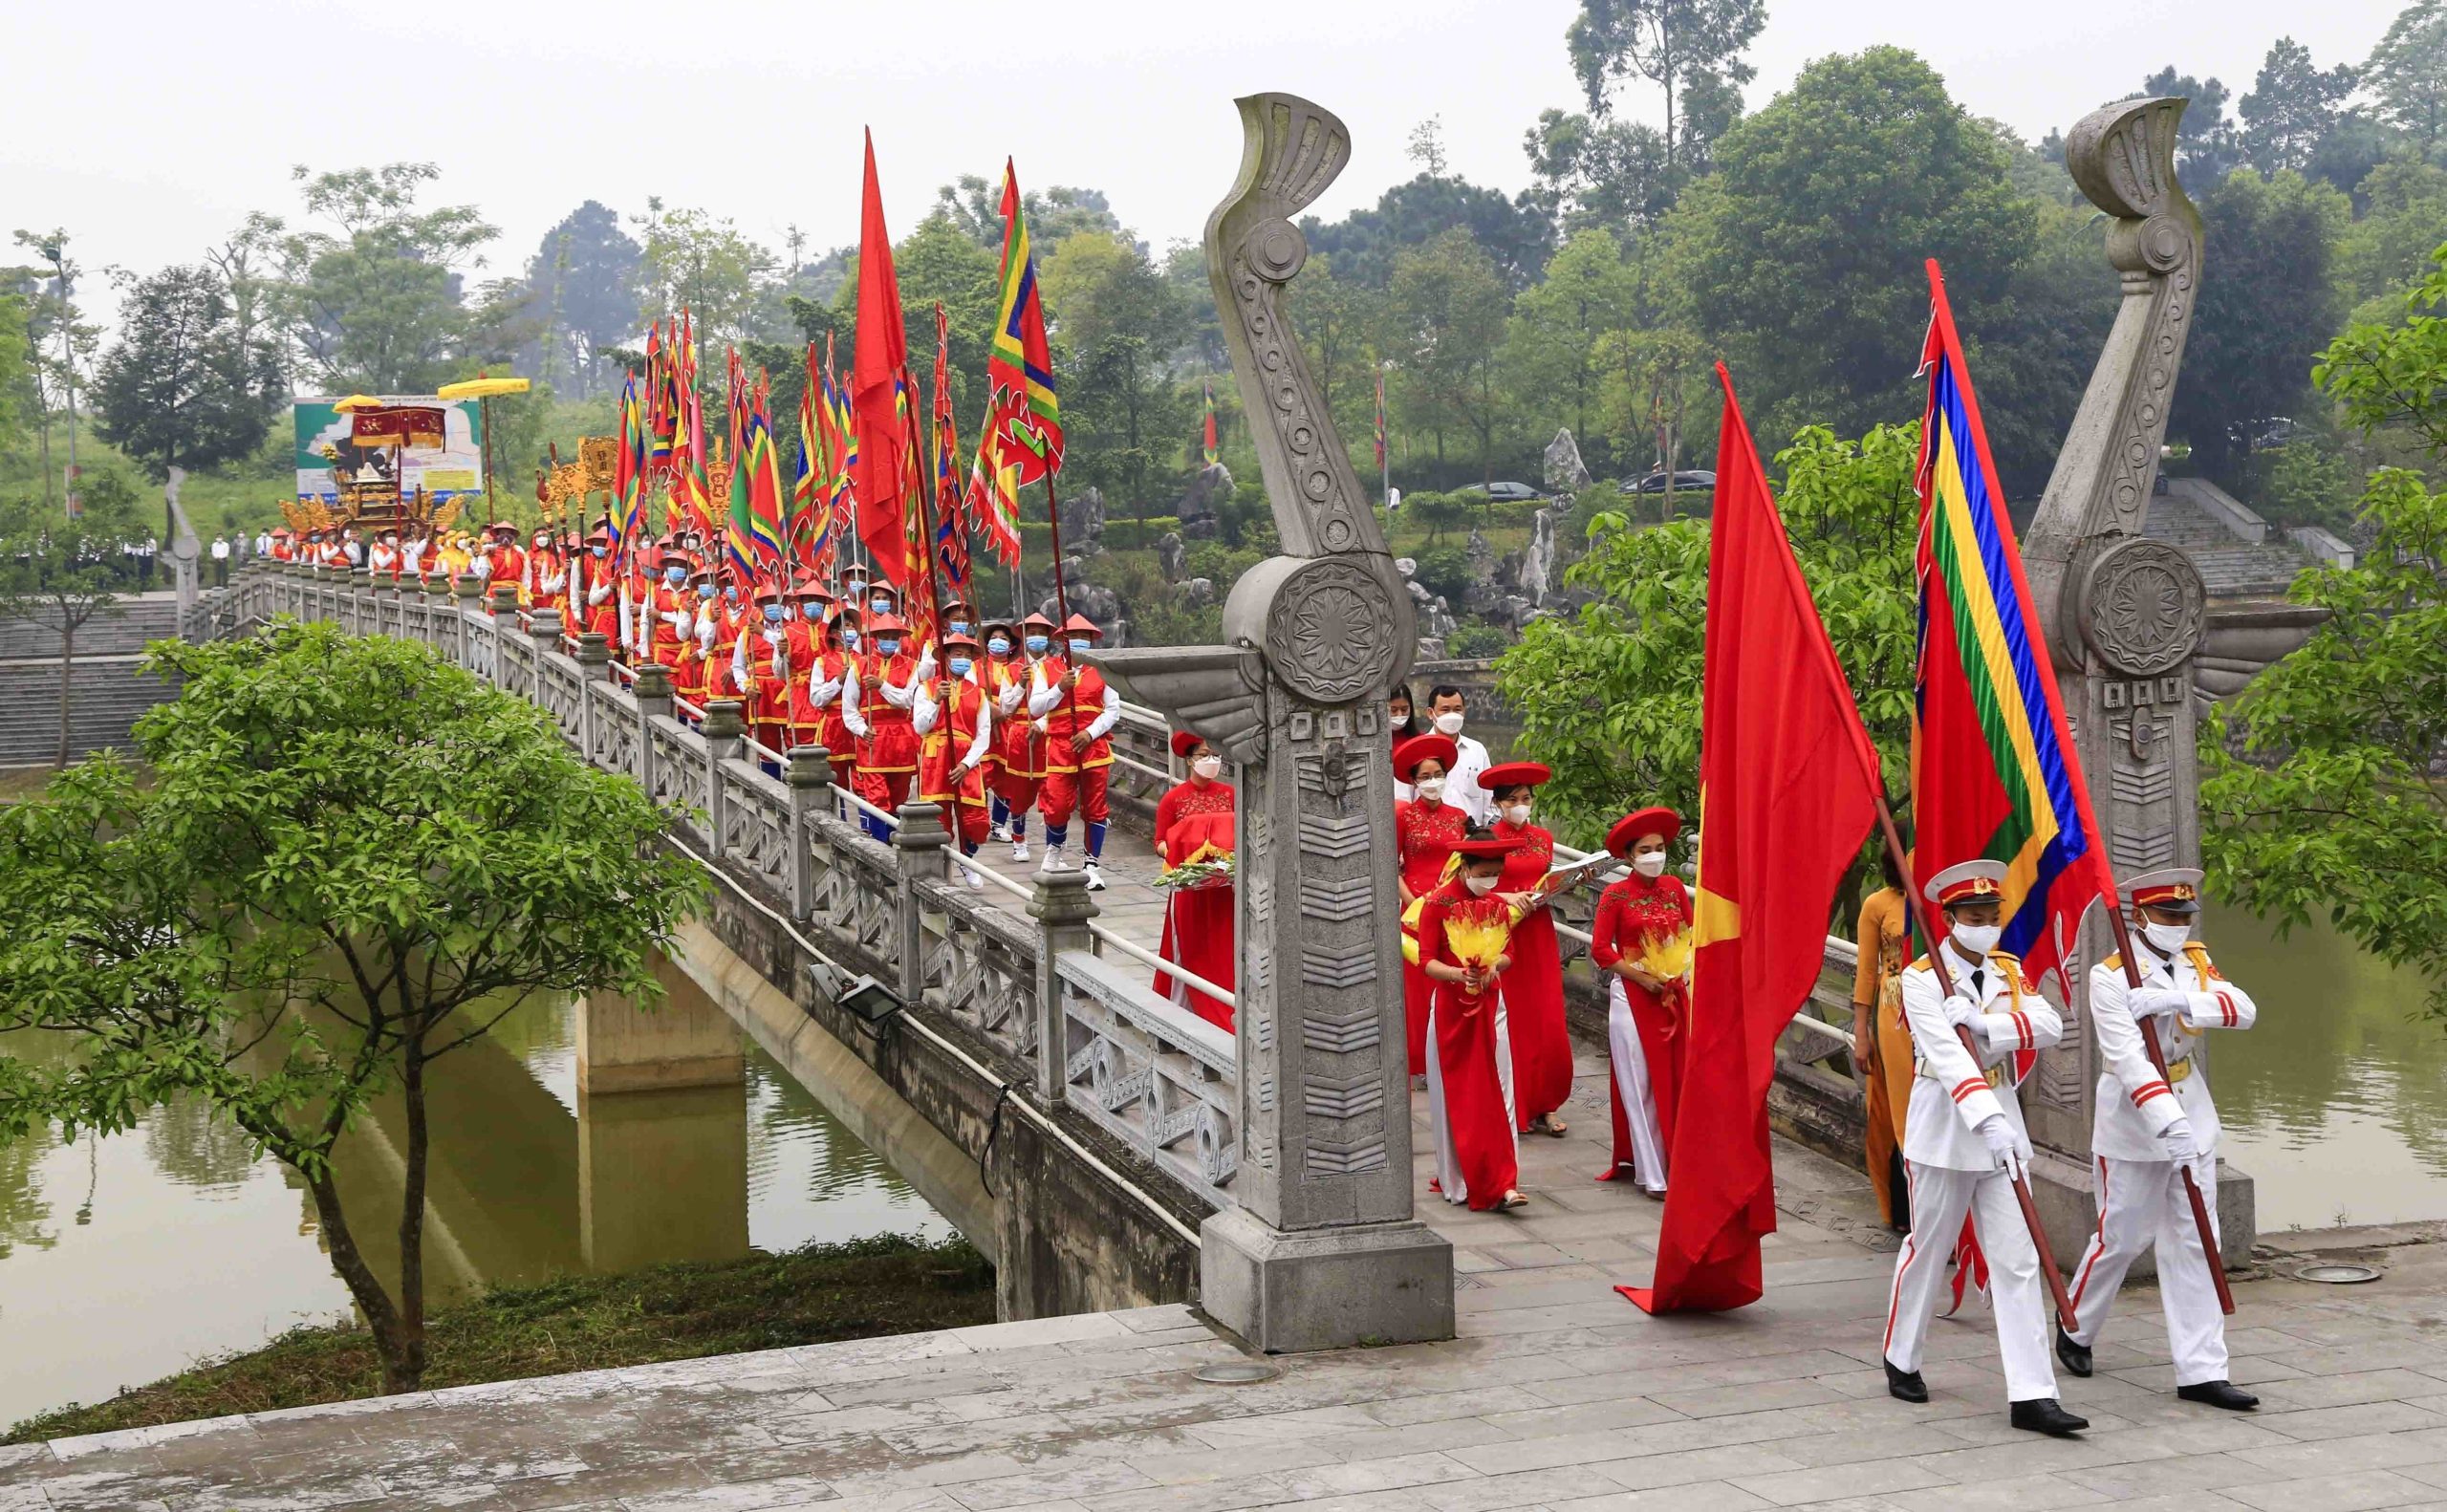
[92,264,284,481]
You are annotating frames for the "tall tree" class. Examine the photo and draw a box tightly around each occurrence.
[523,202,641,398]
[1039,229,1191,522]
[1523,109,1677,232]
[275,163,499,393]
[1286,253,1385,458]
[630,200,777,354]
[2339,158,2447,315]
[1672,47,2032,452]
[2139,68,2243,184]
[1565,0,1766,181]
[2239,38,2361,174]
[1302,175,1555,292]
[0,623,704,1390]
[1385,228,1510,484]
[2177,167,2351,483]
[2365,0,2447,148]
[1503,228,1625,462]
[10,229,98,509]
[0,471,147,766]
[92,264,286,482]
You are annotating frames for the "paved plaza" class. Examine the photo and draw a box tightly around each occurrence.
[10,1049,2446,1512]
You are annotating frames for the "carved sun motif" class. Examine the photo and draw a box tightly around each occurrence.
[1270,560,1396,704]
[2083,538,2204,677]
[1297,587,1378,681]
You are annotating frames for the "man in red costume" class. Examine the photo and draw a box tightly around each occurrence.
[1029,614,1121,889]
[842,610,922,840]
[915,632,994,888]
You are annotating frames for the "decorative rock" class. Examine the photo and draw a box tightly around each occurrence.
[1040,581,1124,630]
[1058,485,1107,545]
[1177,576,1215,608]
[1393,556,1418,579]
[1158,531,1186,583]
[1543,428,1592,493]
[1175,463,1233,541]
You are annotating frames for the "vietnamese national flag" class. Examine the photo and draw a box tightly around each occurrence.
[1622,364,1884,1315]
[851,129,911,587]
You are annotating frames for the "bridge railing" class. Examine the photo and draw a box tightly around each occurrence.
[225,560,1245,1217]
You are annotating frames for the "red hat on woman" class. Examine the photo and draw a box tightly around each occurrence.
[1477,760,1551,794]
[1606,806,1681,857]
[1170,730,1204,759]
[1393,733,1459,784]
[1452,836,1520,860]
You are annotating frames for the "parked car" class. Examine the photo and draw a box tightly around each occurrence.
[1467,481,1545,504]
[1620,469,1717,496]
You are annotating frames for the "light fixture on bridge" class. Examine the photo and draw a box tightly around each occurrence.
[808,961,901,1028]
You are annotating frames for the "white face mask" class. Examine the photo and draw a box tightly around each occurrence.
[1414,776,1444,801]
[1501,803,1531,827]
[2143,918,2193,954]
[1952,922,2003,958]
[1192,755,1223,781]
[1633,851,1667,878]
[1464,873,1499,896]
[1433,710,1465,736]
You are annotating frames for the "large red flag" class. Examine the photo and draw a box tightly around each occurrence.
[1624,364,1885,1315]
[851,130,911,586]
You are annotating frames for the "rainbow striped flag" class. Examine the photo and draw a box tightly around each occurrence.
[746,373,788,576]
[985,160,1062,483]
[612,373,646,558]
[1910,260,2118,993]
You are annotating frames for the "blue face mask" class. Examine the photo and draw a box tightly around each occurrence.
[664,567,685,585]
[697,583,716,599]
[590,546,606,558]
[724,586,741,603]
[876,636,900,656]
[1069,637,1093,654]
[870,597,892,616]
[842,629,861,650]
[987,637,1010,656]
[764,605,784,624]
[948,620,969,637]
[1025,635,1049,655]
[948,657,972,677]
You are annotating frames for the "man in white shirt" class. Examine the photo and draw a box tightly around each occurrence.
[209,536,230,586]
[1425,685,1492,826]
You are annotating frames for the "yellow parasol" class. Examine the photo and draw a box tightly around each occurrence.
[332,394,384,413]
[435,375,532,525]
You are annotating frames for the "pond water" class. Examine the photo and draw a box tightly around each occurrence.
[2209,911,2447,1233]
[0,969,950,1429]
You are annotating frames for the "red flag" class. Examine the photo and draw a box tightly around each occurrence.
[1623,364,1884,1315]
[851,130,911,586]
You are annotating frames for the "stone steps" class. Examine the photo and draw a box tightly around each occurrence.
[0,596,185,661]
[0,656,181,768]
[2143,492,2309,599]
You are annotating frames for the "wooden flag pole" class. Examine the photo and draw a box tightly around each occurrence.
[1867,787,2081,1336]
[2103,906,2237,1314]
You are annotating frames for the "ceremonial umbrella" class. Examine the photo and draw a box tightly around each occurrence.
[438,376,531,523]
[332,394,384,413]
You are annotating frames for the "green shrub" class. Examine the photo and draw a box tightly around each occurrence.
[1444,623,1512,659]
[1411,545,1473,607]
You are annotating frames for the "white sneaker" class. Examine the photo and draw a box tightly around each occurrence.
[1083,861,1106,892]
[1043,845,1067,873]
[1011,840,1030,863]
[964,864,985,891]
[990,822,1010,843]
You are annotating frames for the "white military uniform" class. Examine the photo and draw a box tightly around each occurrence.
[2065,924,2255,1385]
[1883,938,2064,1403]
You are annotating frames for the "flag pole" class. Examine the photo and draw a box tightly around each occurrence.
[1866,783,2080,1336]
[2103,906,2237,1313]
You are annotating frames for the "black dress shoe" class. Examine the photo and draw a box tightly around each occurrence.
[2055,1326,2093,1377]
[2009,1397,2089,1436]
[2176,1379,2260,1411]
[1884,1358,1928,1403]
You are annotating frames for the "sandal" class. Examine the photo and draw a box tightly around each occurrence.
[1499,1191,1530,1211]
[1533,1114,1570,1137]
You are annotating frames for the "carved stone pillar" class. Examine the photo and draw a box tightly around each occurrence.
[2022,97,2250,1264]
[1094,94,1452,1352]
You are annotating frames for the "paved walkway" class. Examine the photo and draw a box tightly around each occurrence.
[12,1048,2447,1511]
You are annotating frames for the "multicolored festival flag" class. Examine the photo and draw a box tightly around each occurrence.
[1374,364,1388,474]
[1201,378,1219,466]
[1623,364,1885,1316]
[793,344,834,579]
[746,372,788,577]
[819,335,856,572]
[851,130,912,588]
[725,352,755,581]
[1910,260,2118,996]
[612,373,646,558]
[984,159,1062,482]
[930,306,972,600]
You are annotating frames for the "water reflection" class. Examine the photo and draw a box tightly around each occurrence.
[0,965,949,1427]
[2212,912,2447,1230]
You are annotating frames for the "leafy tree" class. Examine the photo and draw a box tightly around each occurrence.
[2365,0,2447,148]
[92,265,285,482]
[1504,228,1625,457]
[932,176,1121,265]
[2239,37,2360,174]
[1407,116,1450,177]
[523,202,641,397]
[1564,0,1766,180]
[631,201,776,356]
[1285,254,1384,459]
[0,471,147,766]
[2177,167,2351,483]
[2140,68,2244,185]
[1386,229,1511,484]
[1302,174,1555,292]
[1039,229,1190,521]
[1499,421,1921,861]
[274,163,499,393]
[1959,194,2121,494]
[1590,227,1706,486]
[1672,48,2031,452]
[0,289,25,446]
[2201,245,2447,1017]
[1523,108,1677,232]
[10,229,101,509]
[2339,157,2447,315]
[0,623,705,1390]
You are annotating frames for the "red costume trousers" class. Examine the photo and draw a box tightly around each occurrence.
[1039,765,1109,829]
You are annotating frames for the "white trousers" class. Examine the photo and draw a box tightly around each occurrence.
[1424,999,1514,1207]
[2066,1154,2227,1385]
[1606,978,1669,1194]
[1883,1160,2058,1403]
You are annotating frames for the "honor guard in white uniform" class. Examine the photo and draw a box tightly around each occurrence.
[1881,860,2087,1436]
[2055,868,2260,1410]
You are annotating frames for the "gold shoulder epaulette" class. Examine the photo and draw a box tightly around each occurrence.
[1988,949,2023,965]
[2100,952,2122,973]
[1903,958,1936,975]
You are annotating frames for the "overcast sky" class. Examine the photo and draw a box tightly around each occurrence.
[4,0,2404,331]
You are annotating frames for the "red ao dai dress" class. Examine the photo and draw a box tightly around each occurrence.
[1152,777,1237,1032]
[1591,871,1692,1193]
[1396,797,1469,1076]
[1490,818,1572,1132]
[1418,876,1522,1210]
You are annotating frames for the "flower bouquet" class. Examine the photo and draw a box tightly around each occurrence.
[1440,902,1516,1000]
[1156,810,1236,891]
[1637,927,1694,984]
[1155,850,1234,891]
